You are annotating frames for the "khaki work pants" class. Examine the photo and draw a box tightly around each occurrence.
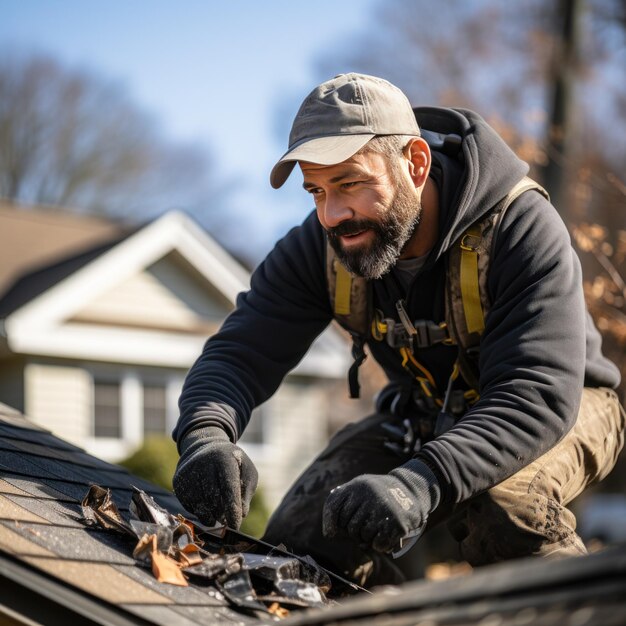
[262,387,625,588]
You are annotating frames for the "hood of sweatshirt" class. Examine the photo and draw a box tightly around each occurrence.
[414,107,529,261]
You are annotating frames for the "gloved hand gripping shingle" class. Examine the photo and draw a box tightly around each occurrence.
[173,426,258,529]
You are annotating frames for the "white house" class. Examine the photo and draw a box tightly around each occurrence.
[0,202,350,506]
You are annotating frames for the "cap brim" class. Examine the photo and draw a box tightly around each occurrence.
[270,134,374,189]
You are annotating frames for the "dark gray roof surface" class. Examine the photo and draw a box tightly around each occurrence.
[283,544,626,626]
[2,401,625,626]
[0,403,265,625]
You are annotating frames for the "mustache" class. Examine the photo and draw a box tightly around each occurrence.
[327,219,382,238]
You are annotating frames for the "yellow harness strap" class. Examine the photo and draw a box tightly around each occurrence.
[334,261,353,316]
[459,225,484,335]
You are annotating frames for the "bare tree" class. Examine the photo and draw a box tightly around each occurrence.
[0,51,221,222]
[317,1,552,130]
[317,0,625,181]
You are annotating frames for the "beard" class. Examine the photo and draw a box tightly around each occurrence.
[327,175,422,280]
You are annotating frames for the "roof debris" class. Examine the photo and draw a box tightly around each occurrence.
[81,484,338,618]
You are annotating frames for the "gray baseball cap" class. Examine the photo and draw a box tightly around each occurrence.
[270,73,420,189]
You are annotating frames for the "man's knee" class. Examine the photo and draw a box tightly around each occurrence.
[453,387,625,566]
[455,485,586,566]
[577,387,625,483]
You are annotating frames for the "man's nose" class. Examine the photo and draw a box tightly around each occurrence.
[320,190,353,229]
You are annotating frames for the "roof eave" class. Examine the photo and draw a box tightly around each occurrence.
[0,551,153,626]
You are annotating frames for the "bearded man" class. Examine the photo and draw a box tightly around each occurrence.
[172,73,624,587]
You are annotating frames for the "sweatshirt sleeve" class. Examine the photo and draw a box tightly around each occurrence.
[416,191,587,506]
[173,211,333,445]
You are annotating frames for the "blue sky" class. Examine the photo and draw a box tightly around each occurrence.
[0,0,379,259]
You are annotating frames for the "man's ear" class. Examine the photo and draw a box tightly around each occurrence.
[403,137,431,189]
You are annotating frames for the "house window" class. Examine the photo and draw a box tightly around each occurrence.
[93,381,122,438]
[143,384,167,435]
[239,406,266,445]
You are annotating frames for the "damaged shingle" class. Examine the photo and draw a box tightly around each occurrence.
[81,484,339,617]
[0,409,359,624]
[0,404,382,626]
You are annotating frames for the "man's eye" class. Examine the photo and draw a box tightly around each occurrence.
[342,181,358,189]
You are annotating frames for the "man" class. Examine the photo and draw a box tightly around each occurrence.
[173,73,624,587]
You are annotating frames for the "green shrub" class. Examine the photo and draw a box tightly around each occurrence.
[240,490,271,538]
[118,435,178,491]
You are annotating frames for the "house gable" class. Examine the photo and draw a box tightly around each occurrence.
[2,211,251,367]
[1,209,349,376]
[70,251,233,334]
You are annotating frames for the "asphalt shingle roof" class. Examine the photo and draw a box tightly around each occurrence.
[2,400,625,626]
[0,403,266,625]
[0,202,128,296]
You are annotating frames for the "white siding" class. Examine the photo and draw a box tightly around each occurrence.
[148,254,233,320]
[70,253,232,332]
[72,271,202,330]
[24,362,92,446]
[244,378,330,508]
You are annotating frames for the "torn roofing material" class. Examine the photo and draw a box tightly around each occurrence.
[0,403,278,625]
[79,483,336,612]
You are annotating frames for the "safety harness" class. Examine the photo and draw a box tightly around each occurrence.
[327,175,549,432]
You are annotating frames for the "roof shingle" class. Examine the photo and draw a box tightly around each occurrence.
[0,405,266,624]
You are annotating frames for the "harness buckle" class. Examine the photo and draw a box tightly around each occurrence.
[413,320,450,348]
[384,319,412,349]
[383,318,451,351]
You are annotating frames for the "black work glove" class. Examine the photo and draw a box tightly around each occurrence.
[173,426,258,529]
[322,459,441,554]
